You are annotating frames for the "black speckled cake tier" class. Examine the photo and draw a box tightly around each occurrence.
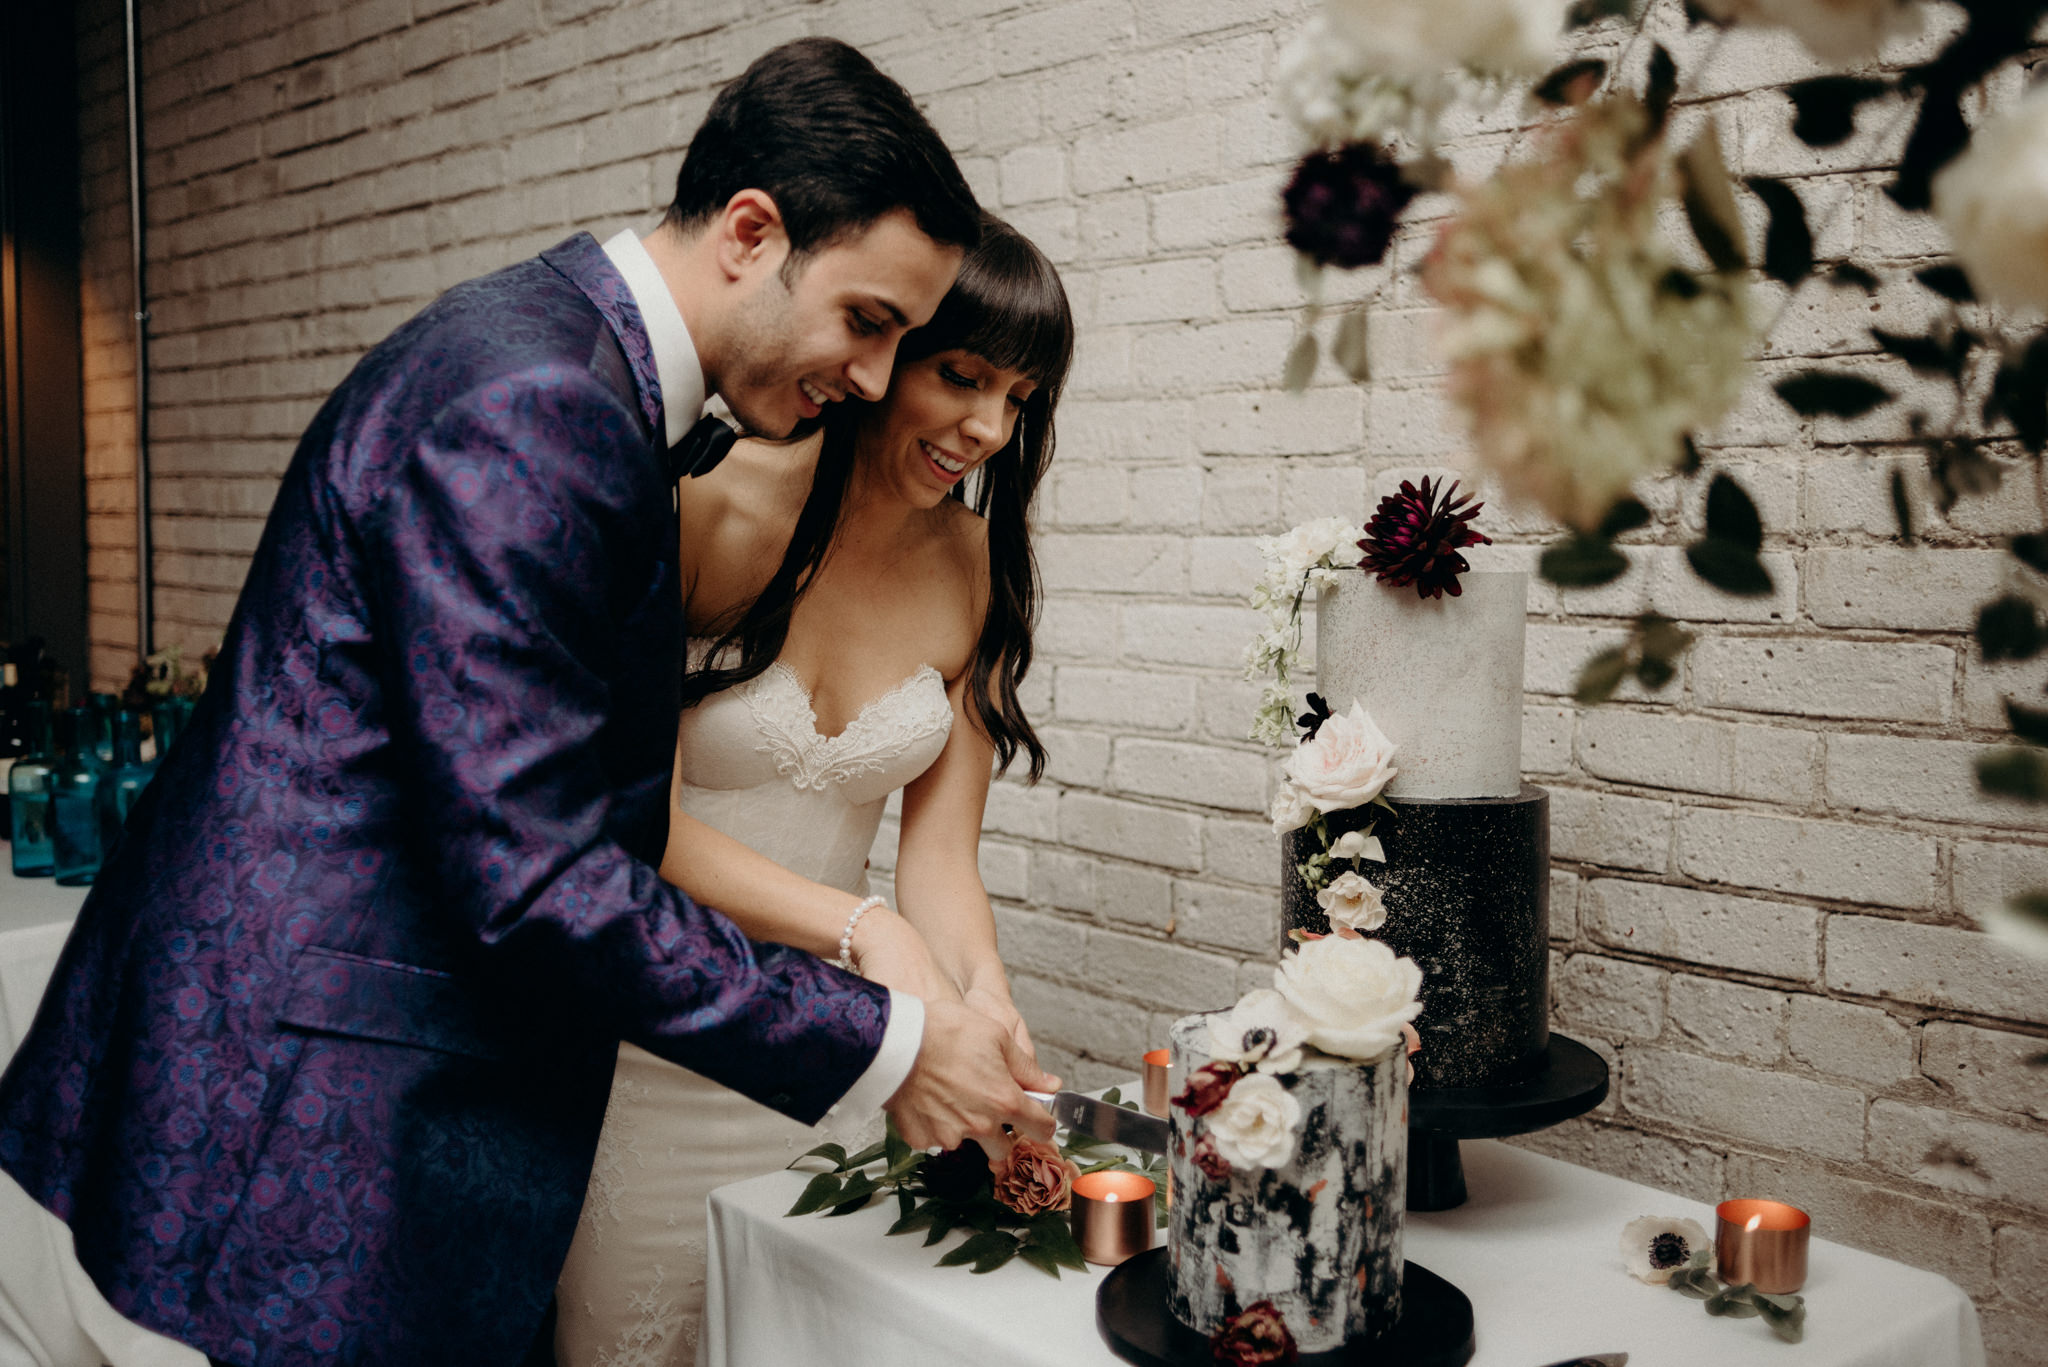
[1282,785,1549,1088]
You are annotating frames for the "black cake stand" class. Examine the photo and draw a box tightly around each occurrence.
[1406,1032,1608,1211]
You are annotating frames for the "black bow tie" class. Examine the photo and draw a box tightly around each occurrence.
[667,414,737,483]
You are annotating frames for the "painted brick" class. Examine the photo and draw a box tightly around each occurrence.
[1188,537,1263,599]
[1097,861,1173,930]
[1050,464,1130,527]
[998,144,1067,206]
[1999,1224,2048,1316]
[1523,704,1573,777]
[1786,996,1917,1088]
[1954,839,2048,925]
[1576,709,1818,805]
[1053,666,1196,732]
[1279,465,1368,527]
[1039,534,1185,595]
[1122,603,1267,670]
[1825,732,2043,830]
[1549,868,1579,943]
[994,906,1091,984]
[1132,317,1297,393]
[979,840,1030,902]
[1827,914,2048,1022]
[1085,926,1239,1010]
[1149,176,1281,251]
[1806,548,2008,631]
[1198,463,1276,533]
[1071,112,1222,194]
[1192,389,1364,456]
[1920,1021,2048,1124]
[1666,974,1785,1063]
[1554,953,1666,1042]
[1013,975,1156,1062]
[1627,1049,1866,1161]
[1867,1100,2048,1211]
[1678,807,1939,909]
[1549,788,1674,874]
[1692,635,1955,723]
[1203,816,1275,886]
[1031,849,1096,914]
[1110,737,1269,813]
[1171,879,1277,955]
[1126,465,1204,529]
[1511,1120,1727,1205]
[984,780,1060,842]
[1058,791,1202,870]
[1093,258,1220,326]
[1037,597,1118,662]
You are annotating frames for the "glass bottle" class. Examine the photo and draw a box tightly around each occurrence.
[9,700,56,877]
[97,710,152,860]
[152,695,194,765]
[89,691,120,766]
[50,708,104,886]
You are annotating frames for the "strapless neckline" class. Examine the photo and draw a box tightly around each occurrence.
[762,659,944,744]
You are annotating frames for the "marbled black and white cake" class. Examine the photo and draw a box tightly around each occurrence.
[1280,565,1552,1088]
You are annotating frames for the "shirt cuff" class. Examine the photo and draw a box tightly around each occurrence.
[827,989,925,1120]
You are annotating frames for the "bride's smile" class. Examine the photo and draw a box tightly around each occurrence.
[862,348,1037,504]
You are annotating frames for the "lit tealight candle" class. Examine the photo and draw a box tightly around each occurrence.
[1142,1048,1171,1117]
[1715,1198,1811,1294]
[1071,1170,1156,1266]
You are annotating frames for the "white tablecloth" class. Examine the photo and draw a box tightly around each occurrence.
[0,876,85,1070]
[704,1133,1984,1367]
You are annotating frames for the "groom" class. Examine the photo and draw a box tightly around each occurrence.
[0,36,1053,1367]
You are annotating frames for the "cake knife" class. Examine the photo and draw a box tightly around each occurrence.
[1532,1356,1626,1367]
[1025,1090,1169,1154]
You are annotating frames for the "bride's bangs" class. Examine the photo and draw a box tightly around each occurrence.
[905,216,1073,395]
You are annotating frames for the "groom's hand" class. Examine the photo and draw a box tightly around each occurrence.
[884,1000,1057,1151]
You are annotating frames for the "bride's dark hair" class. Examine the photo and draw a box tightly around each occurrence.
[681,212,1074,781]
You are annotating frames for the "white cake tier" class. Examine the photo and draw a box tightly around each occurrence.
[1313,567,1527,800]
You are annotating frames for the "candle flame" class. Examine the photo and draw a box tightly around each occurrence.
[1745,1214,1763,1233]
[1104,1193,1120,1203]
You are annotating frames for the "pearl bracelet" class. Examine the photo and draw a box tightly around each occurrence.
[835,895,887,972]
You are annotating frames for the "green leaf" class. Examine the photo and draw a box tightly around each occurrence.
[1831,262,1881,294]
[1785,75,1890,147]
[2012,533,2048,576]
[1703,472,1763,551]
[1686,539,1775,596]
[1977,748,2048,802]
[1101,1087,1123,1107]
[1540,535,1630,588]
[794,1142,850,1171]
[924,1206,959,1246]
[1028,1212,1090,1272]
[1773,370,1894,419]
[2006,700,2048,747]
[1977,596,2045,663]
[1890,467,1917,544]
[1668,1265,1720,1298]
[1915,263,1976,303]
[1331,308,1370,382]
[889,1199,938,1237]
[1680,119,1747,274]
[885,1126,913,1174]
[845,1139,889,1169]
[1574,647,1630,705]
[1744,177,1814,286]
[786,1172,845,1217]
[1755,1293,1807,1343]
[1283,332,1318,392]
[825,1170,880,1215]
[1534,57,1608,106]
[1597,497,1652,539]
[1017,1243,1063,1277]
[936,1229,1020,1273]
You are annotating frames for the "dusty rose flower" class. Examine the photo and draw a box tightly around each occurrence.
[1192,1133,1234,1182]
[919,1139,991,1203]
[1211,1300,1298,1366]
[1174,1062,1241,1117]
[991,1138,1080,1217]
[1316,870,1388,934]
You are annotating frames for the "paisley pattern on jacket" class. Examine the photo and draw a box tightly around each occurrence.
[0,233,891,1367]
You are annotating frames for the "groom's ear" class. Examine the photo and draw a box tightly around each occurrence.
[713,189,790,284]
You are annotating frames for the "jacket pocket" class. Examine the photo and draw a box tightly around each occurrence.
[276,946,504,1062]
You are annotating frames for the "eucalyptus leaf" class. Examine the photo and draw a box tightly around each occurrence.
[1977,747,2048,802]
[1332,308,1371,382]
[1704,1283,1759,1317]
[1744,177,1814,285]
[825,1171,880,1216]
[1773,370,1894,419]
[1680,119,1747,274]
[1101,1087,1123,1107]
[1756,1295,1807,1343]
[1574,648,1631,705]
[1540,534,1630,588]
[786,1172,845,1217]
[1686,539,1775,596]
[1283,332,1319,392]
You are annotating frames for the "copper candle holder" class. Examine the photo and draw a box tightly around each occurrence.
[1715,1198,1810,1294]
[1142,1048,1171,1117]
[1071,1170,1156,1266]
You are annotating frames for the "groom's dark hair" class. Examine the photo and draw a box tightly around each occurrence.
[666,38,981,265]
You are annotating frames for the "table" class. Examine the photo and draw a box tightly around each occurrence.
[703,1133,1985,1367]
[0,874,85,1069]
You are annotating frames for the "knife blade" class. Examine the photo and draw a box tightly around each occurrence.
[1026,1090,1169,1154]
[1533,1356,1627,1367]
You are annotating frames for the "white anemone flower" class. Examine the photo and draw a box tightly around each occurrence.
[1620,1215,1712,1284]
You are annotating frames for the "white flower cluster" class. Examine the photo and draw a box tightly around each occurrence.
[1244,518,1365,747]
[1693,0,1922,63]
[1934,84,2048,317]
[1422,99,1756,530]
[1203,939,1425,1171]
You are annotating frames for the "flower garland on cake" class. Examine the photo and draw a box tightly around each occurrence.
[1177,934,1426,1361]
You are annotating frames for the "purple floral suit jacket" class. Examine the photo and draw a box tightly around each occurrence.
[0,233,891,1366]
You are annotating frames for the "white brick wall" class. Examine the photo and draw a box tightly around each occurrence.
[78,0,2048,1354]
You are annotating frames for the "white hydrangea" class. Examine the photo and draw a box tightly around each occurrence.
[1933,84,2048,316]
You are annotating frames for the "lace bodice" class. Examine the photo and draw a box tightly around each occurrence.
[672,649,953,893]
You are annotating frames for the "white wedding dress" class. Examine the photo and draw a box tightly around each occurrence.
[554,651,953,1367]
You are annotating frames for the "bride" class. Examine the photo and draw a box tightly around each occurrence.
[554,213,1075,1366]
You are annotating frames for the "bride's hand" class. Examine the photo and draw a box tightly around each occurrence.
[962,980,1057,1094]
[849,909,962,1006]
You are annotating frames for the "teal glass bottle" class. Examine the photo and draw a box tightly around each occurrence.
[97,710,152,859]
[152,695,194,764]
[89,692,120,765]
[50,708,104,886]
[9,700,56,876]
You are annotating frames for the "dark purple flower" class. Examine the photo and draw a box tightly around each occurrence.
[1357,476,1493,600]
[918,1139,992,1203]
[1282,142,1417,270]
[1295,692,1333,742]
[1211,1300,1298,1366]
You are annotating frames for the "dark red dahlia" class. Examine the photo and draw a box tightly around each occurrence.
[1173,1063,1240,1118]
[1211,1300,1298,1366]
[1357,476,1492,600]
[1281,141,1416,270]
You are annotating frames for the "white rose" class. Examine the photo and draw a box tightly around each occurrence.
[1691,0,1921,62]
[1206,989,1311,1075]
[1270,782,1317,835]
[1283,701,1398,813]
[1316,870,1388,933]
[1328,829,1385,863]
[1274,934,1424,1061]
[1206,1072,1303,1170]
[1934,85,2048,315]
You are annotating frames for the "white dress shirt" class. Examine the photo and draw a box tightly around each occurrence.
[598,228,925,1122]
